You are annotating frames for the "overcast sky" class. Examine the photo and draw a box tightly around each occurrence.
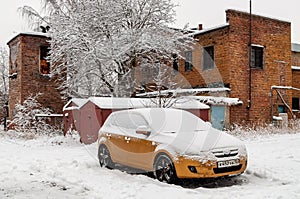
[1,0,299,47]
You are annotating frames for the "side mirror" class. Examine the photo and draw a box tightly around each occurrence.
[136,125,151,136]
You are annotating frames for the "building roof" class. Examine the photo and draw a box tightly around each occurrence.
[7,32,50,45]
[292,43,300,52]
[189,23,230,37]
[226,9,291,24]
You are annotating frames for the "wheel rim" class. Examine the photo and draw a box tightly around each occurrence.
[155,156,175,183]
[99,145,110,167]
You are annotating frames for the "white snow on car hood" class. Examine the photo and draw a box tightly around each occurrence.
[150,127,244,155]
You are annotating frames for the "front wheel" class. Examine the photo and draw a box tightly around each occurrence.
[98,145,114,169]
[154,154,177,184]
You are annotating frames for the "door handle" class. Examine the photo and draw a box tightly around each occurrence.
[125,137,131,143]
[106,133,111,139]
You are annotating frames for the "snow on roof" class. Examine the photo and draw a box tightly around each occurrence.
[292,43,300,52]
[89,97,209,110]
[136,88,230,97]
[7,32,50,44]
[35,114,63,117]
[292,66,300,71]
[188,96,243,106]
[171,98,210,109]
[89,97,150,109]
[63,98,89,111]
[189,23,230,37]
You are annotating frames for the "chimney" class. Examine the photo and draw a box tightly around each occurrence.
[198,24,203,30]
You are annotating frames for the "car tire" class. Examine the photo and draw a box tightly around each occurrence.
[154,154,177,184]
[98,145,114,169]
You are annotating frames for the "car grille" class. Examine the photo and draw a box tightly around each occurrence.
[212,148,238,158]
[213,164,242,174]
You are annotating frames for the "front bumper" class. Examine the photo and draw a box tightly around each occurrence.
[173,156,247,179]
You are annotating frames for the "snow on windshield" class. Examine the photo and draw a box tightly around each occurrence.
[145,109,209,133]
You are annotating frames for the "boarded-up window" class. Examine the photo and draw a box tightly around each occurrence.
[203,46,214,70]
[185,51,193,71]
[251,45,264,69]
[40,46,50,74]
[292,97,299,110]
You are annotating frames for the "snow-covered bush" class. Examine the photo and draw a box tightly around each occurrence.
[11,94,60,138]
[227,120,300,140]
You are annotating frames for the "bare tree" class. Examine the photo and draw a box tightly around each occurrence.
[19,0,193,98]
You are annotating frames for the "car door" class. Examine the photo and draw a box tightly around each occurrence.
[112,112,156,170]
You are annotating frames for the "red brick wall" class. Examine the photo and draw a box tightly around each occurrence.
[179,27,230,88]
[226,10,292,125]
[8,34,65,120]
[177,10,292,126]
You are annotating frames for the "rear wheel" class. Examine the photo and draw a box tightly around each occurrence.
[154,154,177,184]
[98,145,114,169]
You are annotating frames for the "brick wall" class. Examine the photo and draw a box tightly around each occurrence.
[292,52,300,66]
[178,10,292,126]
[8,34,65,121]
[179,27,231,88]
[227,10,292,125]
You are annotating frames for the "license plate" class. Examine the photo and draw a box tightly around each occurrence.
[217,159,240,168]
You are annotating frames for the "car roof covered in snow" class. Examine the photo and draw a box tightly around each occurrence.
[107,108,210,132]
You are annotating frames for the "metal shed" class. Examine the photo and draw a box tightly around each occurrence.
[63,97,210,144]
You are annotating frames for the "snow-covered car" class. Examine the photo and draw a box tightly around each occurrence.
[97,108,247,183]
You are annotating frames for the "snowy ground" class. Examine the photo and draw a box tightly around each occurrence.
[0,131,300,199]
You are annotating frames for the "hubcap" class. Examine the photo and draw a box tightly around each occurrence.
[156,157,173,183]
[99,146,110,167]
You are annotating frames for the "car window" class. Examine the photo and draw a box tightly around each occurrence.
[112,112,148,130]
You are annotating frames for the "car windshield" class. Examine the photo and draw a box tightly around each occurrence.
[145,109,210,134]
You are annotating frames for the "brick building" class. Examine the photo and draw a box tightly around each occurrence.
[186,9,294,127]
[185,9,297,127]
[137,9,298,128]
[7,33,64,122]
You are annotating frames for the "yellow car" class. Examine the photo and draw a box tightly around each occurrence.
[98,108,247,183]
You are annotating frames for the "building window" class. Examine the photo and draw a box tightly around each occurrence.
[278,105,286,114]
[203,46,214,70]
[40,46,50,74]
[251,45,264,69]
[184,51,193,71]
[292,97,299,110]
[172,54,178,73]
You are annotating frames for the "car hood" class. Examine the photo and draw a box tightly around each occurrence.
[150,127,244,155]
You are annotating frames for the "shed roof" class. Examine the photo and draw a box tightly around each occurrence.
[89,97,210,110]
[63,97,210,111]
[63,98,89,111]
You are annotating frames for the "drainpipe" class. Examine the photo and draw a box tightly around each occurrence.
[247,0,252,119]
